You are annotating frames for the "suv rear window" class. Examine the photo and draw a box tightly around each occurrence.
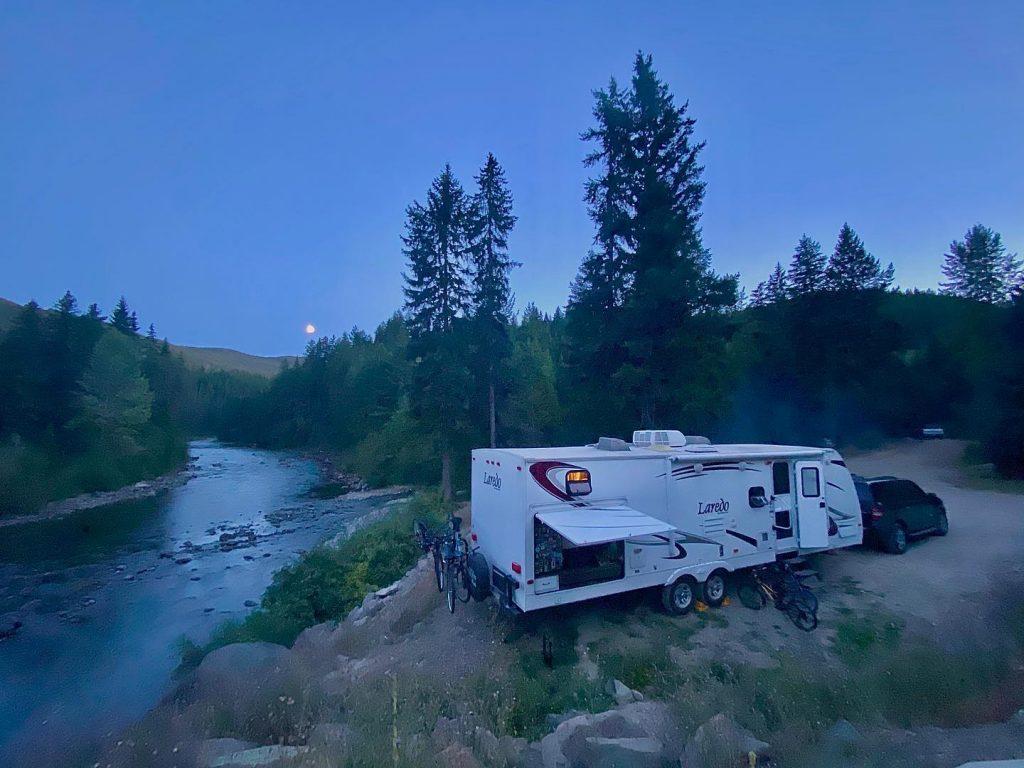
[854,480,874,506]
[871,480,924,506]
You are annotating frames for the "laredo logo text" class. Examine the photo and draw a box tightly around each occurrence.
[697,498,729,515]
[483,472,502,491]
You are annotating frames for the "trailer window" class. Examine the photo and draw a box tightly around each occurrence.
[772,462,791,495]
[800,467,821,497]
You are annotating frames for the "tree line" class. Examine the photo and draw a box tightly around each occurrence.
[0,293,264,514]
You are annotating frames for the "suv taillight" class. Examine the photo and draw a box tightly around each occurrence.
[870,502,884,520]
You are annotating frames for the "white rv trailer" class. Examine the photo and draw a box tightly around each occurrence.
[470,430,862,614]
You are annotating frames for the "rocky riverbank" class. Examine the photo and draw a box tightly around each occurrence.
[0,458,196,530]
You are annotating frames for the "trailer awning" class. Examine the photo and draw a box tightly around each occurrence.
[535,504,674,547]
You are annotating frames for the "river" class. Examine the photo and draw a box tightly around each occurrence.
[0,440,408,767]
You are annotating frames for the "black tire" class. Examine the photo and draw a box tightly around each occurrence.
[934,510,949,536]
[445,563,456,614]
[786,600,818,632]
[455,564,471,603]
[796,586,818,613]
[702,571,727,608]
[433,551,443,592]
[467,552,490,602]
[662,577,697,615]
[886,524,908,555]
[737,580,766,610]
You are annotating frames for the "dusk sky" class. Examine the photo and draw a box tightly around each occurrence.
[3,2,1022,356]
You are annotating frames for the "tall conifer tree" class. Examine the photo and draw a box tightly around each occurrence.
[402,165,473,500]
[787,235,826,296]
[468,153,518,448]
[824,224,894,291]
[940,224,1021,304]
[111,297,135,335]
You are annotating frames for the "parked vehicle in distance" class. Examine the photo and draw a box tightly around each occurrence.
[853,475,948,554]
[921,425,945,439]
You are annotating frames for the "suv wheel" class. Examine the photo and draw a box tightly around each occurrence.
[934,510,949,537]
[886,524,908,555]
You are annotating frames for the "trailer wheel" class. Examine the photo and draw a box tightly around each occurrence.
[702,572,727,608]
[467,551,491,602]
[662,577,697,615]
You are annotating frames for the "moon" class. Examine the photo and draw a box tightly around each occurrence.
[305,323,316,335]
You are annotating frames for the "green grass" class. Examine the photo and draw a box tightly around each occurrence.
[832,612,903,665]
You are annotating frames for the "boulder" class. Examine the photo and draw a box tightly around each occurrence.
[825,718,860,745]
[207,744,305,767]
[192,642,298,727]
[681,714,769,768]
[292,622,337,661]
[197,738,258,767]
[308,722,352,760]
[605,678,644,705]
[540,708,651,768]
[580,736,663,768]
[440,743,482,768]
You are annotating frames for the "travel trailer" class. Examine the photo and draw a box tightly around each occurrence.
[469,431,862,614]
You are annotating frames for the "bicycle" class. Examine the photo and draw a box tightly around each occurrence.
[737,562,818,631]
[439,515,471,613]
[413,520,444,592]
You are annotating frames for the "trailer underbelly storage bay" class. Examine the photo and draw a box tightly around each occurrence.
[470,431,862,614]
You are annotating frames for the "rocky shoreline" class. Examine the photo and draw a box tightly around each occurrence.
[0,459,197,530]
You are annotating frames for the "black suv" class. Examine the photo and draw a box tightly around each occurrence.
[852,475,948,554]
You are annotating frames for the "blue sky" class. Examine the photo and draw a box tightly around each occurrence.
[2,2,1022,355]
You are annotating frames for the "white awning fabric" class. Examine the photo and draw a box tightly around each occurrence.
[535,504,674,547]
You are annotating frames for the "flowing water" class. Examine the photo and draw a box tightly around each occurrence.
[0,440,406,766]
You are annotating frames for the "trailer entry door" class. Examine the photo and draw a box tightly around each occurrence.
[535,504,674,547]
[795,461,829,548]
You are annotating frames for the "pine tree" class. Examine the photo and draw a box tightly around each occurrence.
[788,235,826,296]
[401,165,473,500]
[568,52,736,427]
[129,311,140,334]
[86,303,104,321]
[54,290,78,316]
[819,225,892,294]
[940,224,1021,304]
[824,224,894,291]
[468,153,518,448]
[749,280,768,307]
[764,262,789,303]
[402,165,472,336]
[147,323,157,341]
[111,297,135,335]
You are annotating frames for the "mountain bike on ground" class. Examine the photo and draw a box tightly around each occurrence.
[737,561,818,631]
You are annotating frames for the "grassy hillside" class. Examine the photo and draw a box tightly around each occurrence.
[169,344,296,378]
[0,297,294,378]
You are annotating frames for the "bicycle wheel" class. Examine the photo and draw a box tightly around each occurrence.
[433,550,443,592]
[796,586,818,613]
[786,602,818,631]
[445,563,456,614]
[456,563,471,603]
[737,580,766,610]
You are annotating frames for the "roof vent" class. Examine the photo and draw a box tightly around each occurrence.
[597,436,630,452]
[632,429,686,448]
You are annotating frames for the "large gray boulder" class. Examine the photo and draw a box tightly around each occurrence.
[539,705,674,768]
[207,744,305,767]
[198,738,258,767]
[605,678,644,705]
[196,642,292,689]
[680,714,769,767]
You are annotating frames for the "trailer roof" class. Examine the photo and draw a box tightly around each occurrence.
[479,443,828,462]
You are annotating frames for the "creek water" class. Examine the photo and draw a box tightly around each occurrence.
[0,440,405,767]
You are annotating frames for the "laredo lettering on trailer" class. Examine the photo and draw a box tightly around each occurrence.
[482,472,502,490]
[698,498,729,515]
